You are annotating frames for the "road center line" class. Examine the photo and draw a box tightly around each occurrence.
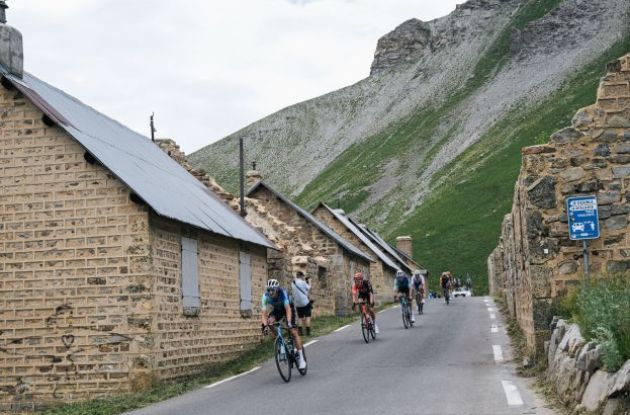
[493,345,503,362]
[204,366,261,389]
[490,313,496,320]
[334,324,351,332]
[491,324,498,333]
[304,339,319,348]
[501,380,524,406]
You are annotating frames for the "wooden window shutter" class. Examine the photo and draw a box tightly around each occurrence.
[239,251,252,317]
[181,236,200,316]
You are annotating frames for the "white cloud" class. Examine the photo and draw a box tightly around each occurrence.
[10,0,459,153]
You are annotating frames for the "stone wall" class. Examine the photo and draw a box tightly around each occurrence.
[546,319,629,414]
[0,85,153,408]
[488,54,630,355]
[150,216,267,380]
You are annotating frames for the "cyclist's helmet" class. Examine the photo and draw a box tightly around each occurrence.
[266,279,280,290]
[353,271,364,283]
[396,270,405,277]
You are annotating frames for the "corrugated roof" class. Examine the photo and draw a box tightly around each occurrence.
[317,204,399,272]
[1,69,274,249]
[347,217,413,275]
[247,182,373,263]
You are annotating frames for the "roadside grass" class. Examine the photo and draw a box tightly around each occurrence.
[41,307,394,415]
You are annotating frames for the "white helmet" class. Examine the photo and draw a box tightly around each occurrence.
[266,279,280,289]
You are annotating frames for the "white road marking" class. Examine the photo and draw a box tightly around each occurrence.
[304,339,319,348]
[204,366,261,389]
[501,380,524,406]
[493,345,504,362]
[490,313,496,320]
[491,325,499,333]
[334,324,351,332]
[487,307,494,312]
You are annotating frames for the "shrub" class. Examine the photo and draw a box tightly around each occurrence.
[574,274,630,371]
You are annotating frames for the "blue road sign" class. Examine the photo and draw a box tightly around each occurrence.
[566,196,600,240]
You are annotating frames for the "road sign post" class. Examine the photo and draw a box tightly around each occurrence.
[566,196,600,280]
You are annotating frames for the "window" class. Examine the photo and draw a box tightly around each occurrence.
[318,266,328,288]
[181,236,200,316]
[239,251,252,317]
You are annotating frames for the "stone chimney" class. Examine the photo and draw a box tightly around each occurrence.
[396,236,413,258]
[0,2,23,78]
[246,170,262,189]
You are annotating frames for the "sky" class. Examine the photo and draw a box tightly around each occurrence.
[11,0,460,153]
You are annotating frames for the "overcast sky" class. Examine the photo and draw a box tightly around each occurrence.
[11,0,459,153]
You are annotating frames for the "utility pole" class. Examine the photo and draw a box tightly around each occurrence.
[239,137,246,217]
[150,113,156,142]
[0,1,8,24]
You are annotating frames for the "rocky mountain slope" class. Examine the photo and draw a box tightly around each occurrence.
[191,0,629,293]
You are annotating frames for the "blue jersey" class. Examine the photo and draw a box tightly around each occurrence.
[262,288,291,311]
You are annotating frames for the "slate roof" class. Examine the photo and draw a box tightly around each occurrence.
[0,69,274,249]
[316,203,399,272]
[247,182,373,263]
[346,217,414,275]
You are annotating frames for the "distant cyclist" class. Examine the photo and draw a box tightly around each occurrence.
[351,271,379,334]
[440,272,452,304]
[394,270,414,323]
[411,271,426,314]
[261,279,306,370]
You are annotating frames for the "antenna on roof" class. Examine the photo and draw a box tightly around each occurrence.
[0,1,8,24]
[150,112,156,142]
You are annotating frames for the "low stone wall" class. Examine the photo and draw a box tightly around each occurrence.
[546,318,629,413]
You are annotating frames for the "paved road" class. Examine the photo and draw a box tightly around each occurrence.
[127,297,555,415]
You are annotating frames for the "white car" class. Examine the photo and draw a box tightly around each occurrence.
[453,288,472,298]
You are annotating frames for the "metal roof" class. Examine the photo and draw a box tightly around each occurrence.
[1,69,274,249]
[247,182,373,263]
[347,217,413,275]
[316,204,399,272]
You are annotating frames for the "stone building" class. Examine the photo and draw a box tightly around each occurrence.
[153,141,374,317]
[488,54,630,355]
[313,203,399,304]
[0,21,274,408]
[248,182,373,316]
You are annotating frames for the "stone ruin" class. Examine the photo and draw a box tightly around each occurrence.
[488,54,630,355]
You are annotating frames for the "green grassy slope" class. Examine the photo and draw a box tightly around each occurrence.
[393,37,628,294]
[296,0,628,294]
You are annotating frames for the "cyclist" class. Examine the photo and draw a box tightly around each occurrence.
[394,270,414,323]
[411,271,426,315]
[351,271,379,334]
[261,279,306,370]
[440,272,452,304]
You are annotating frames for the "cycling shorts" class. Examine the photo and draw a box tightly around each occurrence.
[270,304,297,327]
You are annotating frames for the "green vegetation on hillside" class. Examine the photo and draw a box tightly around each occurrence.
[297,0,628,294]
[397,37,629,294]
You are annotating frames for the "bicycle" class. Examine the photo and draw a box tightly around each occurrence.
[399,295,413,329]
[415,290,425,315]
[443,287,450,305]
[267,322,307,382]
[356,301,376,343]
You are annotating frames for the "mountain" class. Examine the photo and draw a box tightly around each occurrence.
[190,0,630,293]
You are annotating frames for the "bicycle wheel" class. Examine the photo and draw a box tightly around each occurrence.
[361,314,370,343]
[274,337,291,383]
[298,347,307,376]
[370,320,376,340]
[402,302,409,329]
